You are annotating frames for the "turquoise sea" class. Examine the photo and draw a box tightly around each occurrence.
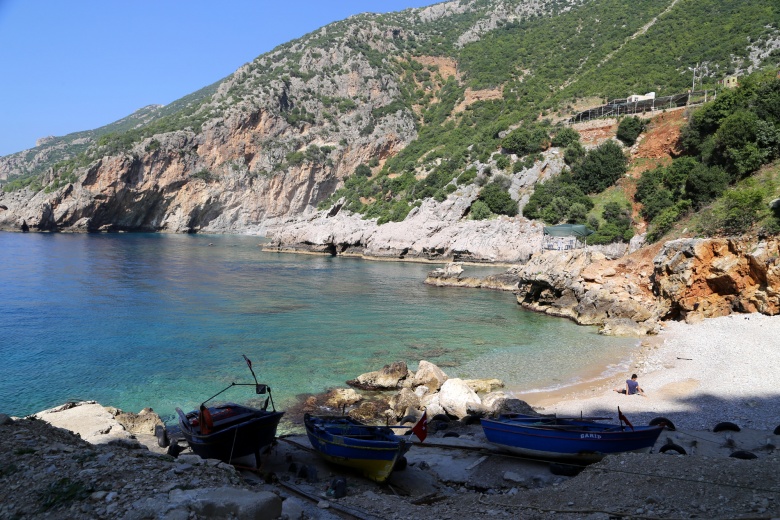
[0,232,637,426]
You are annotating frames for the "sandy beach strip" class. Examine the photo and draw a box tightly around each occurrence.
[516,313,780,431]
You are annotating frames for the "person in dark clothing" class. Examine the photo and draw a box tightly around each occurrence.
[614,374,645,396]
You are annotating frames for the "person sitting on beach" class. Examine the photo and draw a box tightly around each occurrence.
[614,374,645,396]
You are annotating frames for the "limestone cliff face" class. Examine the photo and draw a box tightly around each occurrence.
[0,0,579,238]
[264,184,544,263]
[512,246,660,335]
[263,150,564,263]
[0,15,419,233]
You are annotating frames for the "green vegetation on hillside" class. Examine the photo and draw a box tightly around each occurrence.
[638,71,780,240]
[616,117,647,146]
[319,0,778,229]
[4,0,780,243]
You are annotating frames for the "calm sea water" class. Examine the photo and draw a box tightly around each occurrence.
[0,232,636,425]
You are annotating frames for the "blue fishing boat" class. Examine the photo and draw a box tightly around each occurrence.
[481,412,665,463]
[304,414,413,482]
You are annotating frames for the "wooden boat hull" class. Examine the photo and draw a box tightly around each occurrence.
[177,403,284,463]
[304,414,410,482]
[481,414,664,463]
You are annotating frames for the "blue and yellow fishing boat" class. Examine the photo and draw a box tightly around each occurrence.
[304,414,412,482]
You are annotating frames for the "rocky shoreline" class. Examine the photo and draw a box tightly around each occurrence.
[3,312,779,519]
[426,237,780,336]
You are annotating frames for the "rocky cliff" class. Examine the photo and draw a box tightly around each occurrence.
[427,237,780,335]
[2,0,775,244]
[0,0,579,236]
[262,149,563,262]
[654,238,780,320]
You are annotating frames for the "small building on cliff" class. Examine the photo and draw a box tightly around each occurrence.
[542,224,593,251]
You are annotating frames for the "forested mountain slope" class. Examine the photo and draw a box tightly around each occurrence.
[0,0,778,239]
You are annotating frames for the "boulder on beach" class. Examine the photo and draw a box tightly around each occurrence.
[420,392,446,418]
[323,388,363,409]
[35,401,139,445]
[348,400,386,423]
[412,360,448,391]
[389,388,421,419]
[493,397,540,417]
[347,361,409,390]
[438,378,482,419]
[113,407,164,436]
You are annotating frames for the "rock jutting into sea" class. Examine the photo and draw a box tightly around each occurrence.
[262,187,544,264]
[424,236,780,336]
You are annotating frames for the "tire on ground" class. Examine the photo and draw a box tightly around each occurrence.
[713,421,741,433]
[659,443,686,455]
[648,417,676,431]
[549,462,584,476]
[729,450,757,460]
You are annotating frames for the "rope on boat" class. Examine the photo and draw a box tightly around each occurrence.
[228,427,239,463]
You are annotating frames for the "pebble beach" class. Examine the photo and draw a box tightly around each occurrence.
[520,313,780,432]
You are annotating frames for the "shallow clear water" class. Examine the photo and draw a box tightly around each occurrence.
[0,232,636,423]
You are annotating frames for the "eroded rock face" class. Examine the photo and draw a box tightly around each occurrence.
[653,238,780,321]
[509,237,779,335]
[514,247,661,335]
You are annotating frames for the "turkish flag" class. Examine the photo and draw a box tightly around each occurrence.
[411,411,428,442]
[618,407,634,431]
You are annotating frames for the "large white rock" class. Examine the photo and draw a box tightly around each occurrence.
[420,392,446,418]
[412,360,448,392]
[34,401,136,445]
[438,378,482,419]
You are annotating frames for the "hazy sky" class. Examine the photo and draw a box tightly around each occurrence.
[0,1,440,157]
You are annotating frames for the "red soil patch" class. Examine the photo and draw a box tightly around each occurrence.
[454,88,503,114]
[630,108,688,176]
[574,121,617,147]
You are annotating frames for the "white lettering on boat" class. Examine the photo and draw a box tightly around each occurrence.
[580,433,602,439]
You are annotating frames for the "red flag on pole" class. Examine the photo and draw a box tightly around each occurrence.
[618,406,634,431]
[411,411,428,442]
